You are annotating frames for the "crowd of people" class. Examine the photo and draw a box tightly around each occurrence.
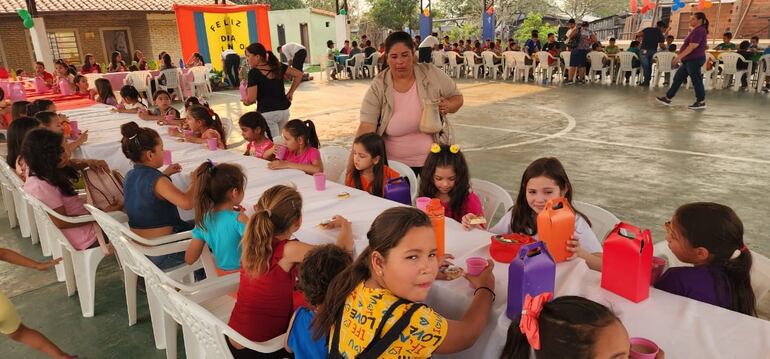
[0,26,764,359]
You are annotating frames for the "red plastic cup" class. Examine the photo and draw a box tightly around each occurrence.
[275,145,287,160]
[207,138,218,151]
[314,172,326,191]
[163,150,172,165]
[630,338,659,359]
[650,256,667,285]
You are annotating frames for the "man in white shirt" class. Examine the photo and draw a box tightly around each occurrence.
[418,32,440,63]
[277,42,307,71]
[221,48,241,88]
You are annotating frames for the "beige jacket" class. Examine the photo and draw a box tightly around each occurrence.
[359,63,461,135]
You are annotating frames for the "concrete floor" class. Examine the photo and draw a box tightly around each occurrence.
[2,77,769,357]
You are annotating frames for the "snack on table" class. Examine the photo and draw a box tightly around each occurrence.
[337,192,351,199]
[469,217,487,225]
[319,219,333,229]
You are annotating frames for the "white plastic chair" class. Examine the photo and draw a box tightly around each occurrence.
[157,68,185,101]
[718,53,752,91]
[220,117,233,145]
[572,201,620,244]
[511,52,534,82]
[388,160,418,203]
[587,51,610,84]
[535,51,559,84]
[83,73,103,90]
[124,70,153,105]
[615,51,640,86]
[560,51,572,81]
[444,52,463,78]
[363,52,379,78]
[0,162,19,228]
[689,52,718,90]
[320,60,336,81]
[123,232,238,359]
[501,51,517,80]
[319,146,350,184]
[650,51,676,88]
[345,53,365,80]
[22,191,108,318]
[0,160,40,247]
[470,179,513,229]
[481,51,503,80]
[158,282,285,359]
[463,51,482,79]
[756,55,770,93]
[189,66,213,99]
[85,204,191,346]
[432,51,447,72]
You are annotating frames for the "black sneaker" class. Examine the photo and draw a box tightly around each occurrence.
[564,80,575,85]
[656,96,672,106]
[688,101,706,110]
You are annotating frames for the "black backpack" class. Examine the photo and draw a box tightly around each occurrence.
[328,299,427,359]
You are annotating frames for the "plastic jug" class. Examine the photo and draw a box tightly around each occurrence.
[536,197,575,263]
[239,80,248,101]
[601,222,653,303]
[506,241,556,319]
[423,198,445,259]
[34,77,48,93]
[383,177,411,205]
[59,78,73,95]
[8,82,26,102]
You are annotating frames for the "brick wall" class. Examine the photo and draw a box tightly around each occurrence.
[669,4,736,40]
[0,17,35,73]
[732,0,770,38]
[0,12,182,73]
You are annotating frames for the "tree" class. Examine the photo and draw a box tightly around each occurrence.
[514,13,559,43]
[306,0,338,13]
[549,0,627,20]
[367,0,418,31]
[229,0,305,10]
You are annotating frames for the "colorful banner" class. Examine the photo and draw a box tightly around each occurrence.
[174,4,271,71]
[482,11,495,41]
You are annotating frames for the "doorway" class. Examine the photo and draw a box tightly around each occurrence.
[299,23,310,63]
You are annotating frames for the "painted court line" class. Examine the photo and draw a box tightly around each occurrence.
[460,106,577,151]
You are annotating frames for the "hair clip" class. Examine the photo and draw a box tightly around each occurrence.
[430,143,441,153]
[739,245,749,253]
[449,144,461,154]
[206,159,218,174]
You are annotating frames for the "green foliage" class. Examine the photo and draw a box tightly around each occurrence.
[448,24,481,42]
[230,0,306,10]
[368,0,418,31]
[513,13,559,44]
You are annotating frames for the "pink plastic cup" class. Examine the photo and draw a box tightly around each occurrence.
[163,150,172,165]
[314,172,326,191]
[650,256,667,285]
[629,338,659,359]
[69,120,79,133]
[207,138,218,151]
[165,114,175,122]
[183,129,194,137]
[275,145,287,160]
[167,127,178,136]
[416,197,431,211]
[466,257,489,288]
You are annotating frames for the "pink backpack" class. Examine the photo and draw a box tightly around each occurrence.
[82,168,124,212]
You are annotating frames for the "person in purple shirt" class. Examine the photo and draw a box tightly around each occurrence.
[656,12,709,110]
[655,202,756,317]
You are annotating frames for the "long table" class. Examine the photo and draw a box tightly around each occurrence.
[64,104,770,358]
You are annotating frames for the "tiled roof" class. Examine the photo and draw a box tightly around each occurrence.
[0,0,214,14]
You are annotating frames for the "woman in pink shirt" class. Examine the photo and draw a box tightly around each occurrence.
[356,31,464,175]
[21,129,121,250]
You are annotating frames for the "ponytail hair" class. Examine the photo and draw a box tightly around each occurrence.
[351,133,388,197]
[694,12,710,34]
[500,296,620,359]
[241,185,303,277]
[187,104,227,147]
[193,161,246,231]
[284,119,320,149]
[245,42,281,78]
[120,121,161,163]
[238,111,273,140]
[673,202,755,316]
[313,207,432,340]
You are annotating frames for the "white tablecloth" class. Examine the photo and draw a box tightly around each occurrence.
[63,104,770,358]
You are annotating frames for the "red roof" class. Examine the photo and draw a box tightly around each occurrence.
[0,0,214,14]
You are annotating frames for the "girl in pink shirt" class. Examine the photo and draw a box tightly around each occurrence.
[175,105,226,149]
[21,129,120,250]
[239,111,274,159]
[266,119,323,174]
[418,144,484,223]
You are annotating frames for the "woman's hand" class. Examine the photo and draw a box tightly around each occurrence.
[286,90,294,102]
[464,259,495,290]
[439,97,449,115]
[163,163,182,176]
[35,257,62,271]
[267,160,289,170]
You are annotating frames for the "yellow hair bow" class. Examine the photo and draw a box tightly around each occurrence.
[430,143,461,154]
